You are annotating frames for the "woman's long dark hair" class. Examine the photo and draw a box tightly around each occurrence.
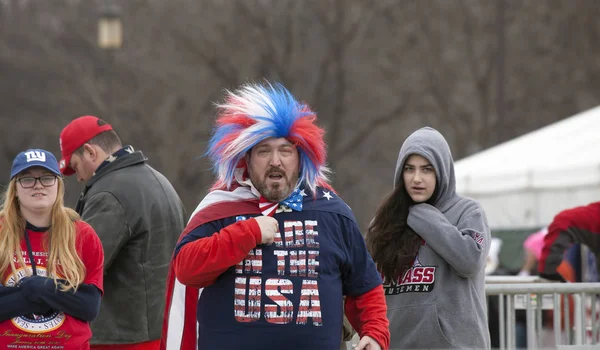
[366,183,423,283]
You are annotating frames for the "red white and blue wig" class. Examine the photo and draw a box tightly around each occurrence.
[207,82,331,194]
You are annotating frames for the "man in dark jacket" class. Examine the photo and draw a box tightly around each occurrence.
[59,115,186,350]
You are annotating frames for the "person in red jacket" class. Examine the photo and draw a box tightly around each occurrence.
[161,82,389,350]
[538,202,600,281]
[0,149,104,349]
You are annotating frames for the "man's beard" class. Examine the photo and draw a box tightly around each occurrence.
[252,168,299,202]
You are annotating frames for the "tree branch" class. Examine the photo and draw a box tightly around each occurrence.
[332,93,412,161]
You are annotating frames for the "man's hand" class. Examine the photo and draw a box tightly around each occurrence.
[254,216,279,245]
[354,335,381,350]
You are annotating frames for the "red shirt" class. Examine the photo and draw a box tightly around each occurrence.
[0,220,104,350]
[91,340,160,350]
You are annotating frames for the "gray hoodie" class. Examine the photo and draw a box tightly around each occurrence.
[386,127,491,349]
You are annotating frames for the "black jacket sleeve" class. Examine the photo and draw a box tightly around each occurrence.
[0,284,51,321]
[20,276,102,322]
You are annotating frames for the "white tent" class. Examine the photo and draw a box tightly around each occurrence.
[455,105,600,230]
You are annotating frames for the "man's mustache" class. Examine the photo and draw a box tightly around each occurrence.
[266,167,284,176]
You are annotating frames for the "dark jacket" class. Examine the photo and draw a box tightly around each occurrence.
[76,150,186,344]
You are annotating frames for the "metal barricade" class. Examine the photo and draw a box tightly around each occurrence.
[486,276,600,349]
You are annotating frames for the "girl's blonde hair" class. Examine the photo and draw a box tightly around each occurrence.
[0,176,85,291]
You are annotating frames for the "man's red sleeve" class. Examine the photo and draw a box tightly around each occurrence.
[345,285,390,350]
[174,218,262,288]
[538,202,600,280]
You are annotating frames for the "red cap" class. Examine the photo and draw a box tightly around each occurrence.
[59,116,113,176]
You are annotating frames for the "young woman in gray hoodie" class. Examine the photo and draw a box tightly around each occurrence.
[367,127,491,349]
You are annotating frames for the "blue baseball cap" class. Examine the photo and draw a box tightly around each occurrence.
[10,149,61,179]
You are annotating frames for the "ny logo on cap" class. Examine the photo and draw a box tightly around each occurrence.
[25,151,46,163]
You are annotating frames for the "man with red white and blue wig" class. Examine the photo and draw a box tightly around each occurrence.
[160,82,389,350]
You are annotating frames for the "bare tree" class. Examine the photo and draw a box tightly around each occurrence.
[1,0,599,226]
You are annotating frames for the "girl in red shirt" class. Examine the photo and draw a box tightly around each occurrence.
[0,149,104,350]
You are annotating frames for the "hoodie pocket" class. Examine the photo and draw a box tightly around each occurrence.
[388,303,455,349]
